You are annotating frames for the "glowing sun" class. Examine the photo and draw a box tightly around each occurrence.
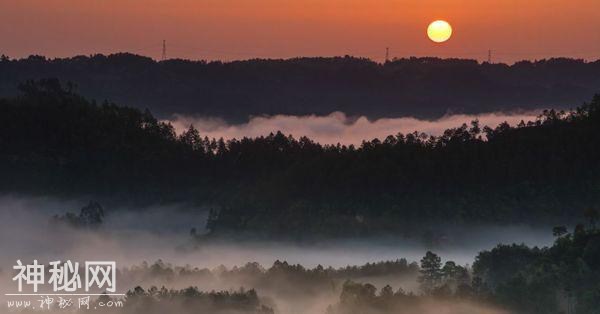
[427,20,452,43]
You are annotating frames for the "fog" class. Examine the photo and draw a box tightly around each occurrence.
[0,195,550,313]
[168,111,541,145]
[0,195,554,269]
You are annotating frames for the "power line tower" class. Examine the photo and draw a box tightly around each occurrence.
[487,49,492,63]
[385,47,390,63]
[162,40,167,61]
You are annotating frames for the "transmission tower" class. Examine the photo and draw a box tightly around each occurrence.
[385,47,390,63]
[162,40,167,61]
[487,49,492,63]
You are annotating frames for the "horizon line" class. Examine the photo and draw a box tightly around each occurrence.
[1,52,598,66]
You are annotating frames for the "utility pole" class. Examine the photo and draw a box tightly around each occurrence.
[385,47,390,63]
[487,49,492,63]
[162,40,167,61]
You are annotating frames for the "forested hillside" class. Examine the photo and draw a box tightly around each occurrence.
[46,224,600,314]
[1,79,599,237]
[328,224,600,314]
[0,55,599,121]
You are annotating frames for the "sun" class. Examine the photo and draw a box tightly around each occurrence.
[427,20,452,43]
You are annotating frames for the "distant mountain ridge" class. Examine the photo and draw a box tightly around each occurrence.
[0,54,599,122]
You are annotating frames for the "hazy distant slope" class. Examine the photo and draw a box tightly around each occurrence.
[0,54,599,121]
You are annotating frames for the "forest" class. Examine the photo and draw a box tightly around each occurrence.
[0,54,599,121]
[1,79,599,238]
[329,221,600,314]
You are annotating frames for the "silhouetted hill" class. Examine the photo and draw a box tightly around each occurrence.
[2,80,600,237]
[1,54,599,121]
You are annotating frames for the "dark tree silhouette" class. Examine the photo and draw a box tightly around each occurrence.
[418,251,442,294]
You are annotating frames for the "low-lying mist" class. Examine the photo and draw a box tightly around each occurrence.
[167,111,541,145]
[0,194,554,269]
[0,195,551,314]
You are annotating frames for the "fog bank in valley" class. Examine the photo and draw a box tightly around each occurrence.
[0,195,551,314]
[0,195,554,270]
[168,111,541,145]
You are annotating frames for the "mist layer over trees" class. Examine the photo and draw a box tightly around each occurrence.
[98,222,600,314]
[6,221,598,314]
[0,54,599,121]
[167,111,541,146]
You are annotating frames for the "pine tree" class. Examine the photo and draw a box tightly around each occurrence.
[418,251,442,294]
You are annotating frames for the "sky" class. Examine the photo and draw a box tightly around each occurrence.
[1,0,599,63]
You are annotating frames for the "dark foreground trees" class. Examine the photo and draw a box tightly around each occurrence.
[327,224,600,314]
[472,223,600,314]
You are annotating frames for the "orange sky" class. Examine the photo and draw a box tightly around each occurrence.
[1,0,599,63]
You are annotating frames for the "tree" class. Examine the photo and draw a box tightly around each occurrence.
[442,261,457,283]
[53,201,105,228]
[79,201,104,227]
[418,251,442,294]
[379,285,394,299]
[179,124,203,152]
